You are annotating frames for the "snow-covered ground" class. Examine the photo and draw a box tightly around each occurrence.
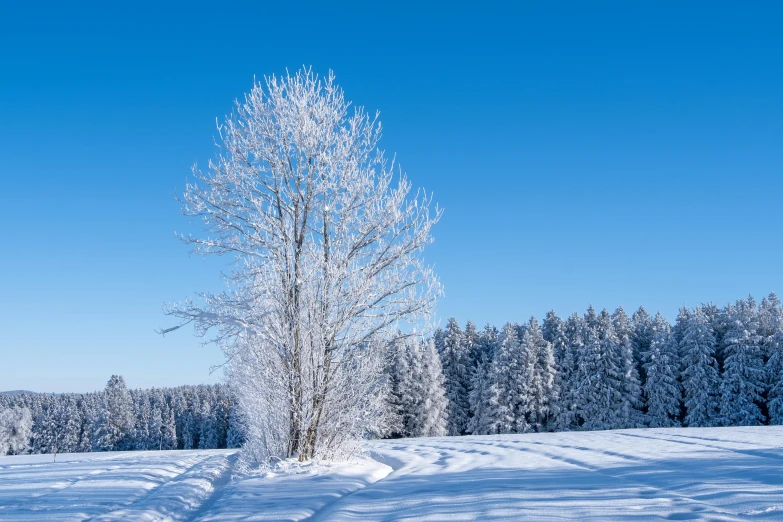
[2,427,782,521]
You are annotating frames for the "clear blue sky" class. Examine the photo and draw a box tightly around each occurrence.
[2,1,781,393]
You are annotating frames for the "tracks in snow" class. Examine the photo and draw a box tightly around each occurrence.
[88,451,238,522]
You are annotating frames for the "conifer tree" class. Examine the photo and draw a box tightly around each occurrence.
[226,404,244,448]
[632,306,654,388]
[148,401,165,450]
[761,293,783,424]
[680,307,720,427]
[439,318,470,435]
[467,325,498,435]
[78,394,99,452]
[0,407,32,456]
[463,321,481,370]
[93,375,134,451]
[467,354,494,435]
[542,311,568,429]
[719,297,766,426]
[417,339,449,437]
[554,313,583,431]
[578,309,624,430]
[525,317,557,431]
[643,314,681,427]
[612,307,644,428]
[385,337,448,438]
[487,323,523,434]
[672,307,692,351]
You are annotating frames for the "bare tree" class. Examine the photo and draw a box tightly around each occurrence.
[166,68,441,462]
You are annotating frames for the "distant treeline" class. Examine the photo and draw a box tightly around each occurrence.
[0,377,243,455]
[428,292,783,436]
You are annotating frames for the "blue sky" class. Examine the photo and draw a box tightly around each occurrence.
[1,2,781,393]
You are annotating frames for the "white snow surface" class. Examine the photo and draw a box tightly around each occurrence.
[2,427,782,521]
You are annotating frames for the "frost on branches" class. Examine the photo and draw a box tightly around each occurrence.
[167,69,441,463]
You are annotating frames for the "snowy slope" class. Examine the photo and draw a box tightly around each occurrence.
[2,427,782,521]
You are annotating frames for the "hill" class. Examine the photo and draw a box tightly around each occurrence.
[0,390,38,397]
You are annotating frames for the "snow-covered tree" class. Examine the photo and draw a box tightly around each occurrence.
[487,323,524,434]
[524,317,557,431]
[165,68,441,463]
[417,339,449,437]
[542,311,567,428]
[554,313,584,431]
[680,307,720,427]
[131,392,152,450]
[643,313,681,427]
[226,403,244,449]
[58,395,82,453]
[761,293,783,424]
[0,407,32,455]
[463,321,481,371]
[612,307,644,428]
[439,318,470,435]
[385,337,416,437]
[671,307,691,351]
[467,352,493,435]
[632,306,653,387]
[386,336,447,438]
[577,309,624,431]
[467,325,497,435]
[719,297,766,426]
[93,375,134,451]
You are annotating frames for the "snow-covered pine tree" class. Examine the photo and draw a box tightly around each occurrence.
[467,352,493,435]
[487,322,523,434]
[672,307,691,351]
[706,302,732,369]
[199,399,221,449]
[643,313,681,427]
[385,336,448,438]
[508,323,539,434]
[131,392,152,450]
[463,321,481,370]
[719,297,766,426]
[578,309,624,431]
[147,399,164,450]
[670,306,691,422]
[525,317,557,432]
[33,396,66,456]
[462,321,480,428]
[161,405,177,450]
[479,324,499,362]
[78,393,99,452]
[761,293,783,424]
[612,307,644,428]
[385,337,416,437]
[542,311,567,430]
[542,310,561,346]
[467,325,498,435]
[0,407,32,455]
[226,403,244,448]
[58,395,82,454]
[439,318,470,436]
[93,375,135,451]
[554,313,584,431]
[680,306,720,427]
[632,306,654,389]
[417,339,449,437]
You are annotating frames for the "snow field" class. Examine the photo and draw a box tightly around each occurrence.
[0,449,236,521]
[1,426,782,521]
